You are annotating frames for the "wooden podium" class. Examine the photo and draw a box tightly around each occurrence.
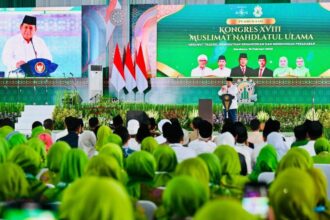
[198,99,213,124]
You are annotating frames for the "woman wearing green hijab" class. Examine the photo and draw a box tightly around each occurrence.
[43,148,88,202]
[269,168,317,220]
[276,148,313,176]
[198,153,222,197]
[249,144,278,182]
[95,125,112,151]
[313,137,330,164]
[8,132,27,150]
[0,137,10,163]
[107,133,123,147]
[175,157,210,197]
[126,151,156,199]
[141,137,158,154]
[0,162,29,201]
[99,143,124,168]
[194,198,257,220]
[213,145,249,199]
[157,176,208,220]
[27,138,47,168]
[153,145,178,188]
[60,176,134,220]
[40,141,71,185]
[85,155,122,182]
[0,125,13,139]
[8,144,47,201]
[31,125,45,138]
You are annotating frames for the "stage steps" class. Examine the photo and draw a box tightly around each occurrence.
[15,105,55,137]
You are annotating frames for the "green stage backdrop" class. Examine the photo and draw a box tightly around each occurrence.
[157,3,330,77]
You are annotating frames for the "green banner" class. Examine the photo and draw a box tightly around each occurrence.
[157,3,330,78]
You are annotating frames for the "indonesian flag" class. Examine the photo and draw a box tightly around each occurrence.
[135,44,148,93]
[110,44,125,92]
[124,44,136,91]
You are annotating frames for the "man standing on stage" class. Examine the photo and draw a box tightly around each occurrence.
[230,53,254,77]
[253,54,273,77]
[191,54,212,77]
[218,77,238,122]
[2,15,52,77]
[212,55,231,77]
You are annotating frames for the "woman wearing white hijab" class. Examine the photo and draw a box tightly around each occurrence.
[78,130,97,158]
[267,132,289,160]
[214,131,235,147]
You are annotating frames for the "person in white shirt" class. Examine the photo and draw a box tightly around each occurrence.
[233,122,253,174]
[164,121,196,162]
[188,120,216,155]
[155,119,171,144]
[267,132,290,160]
[191,54,212,77]
[127,119,140,151]
[218,77,238,122]
[2,15,52,77]
[298,121,323,156]
[248,119,264,146]
[212,55,231,77]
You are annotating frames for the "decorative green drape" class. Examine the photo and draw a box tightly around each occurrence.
[0,0,36,7]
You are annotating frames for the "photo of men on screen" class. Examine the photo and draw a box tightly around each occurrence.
[230,53,254,77]
[253,55,273,77]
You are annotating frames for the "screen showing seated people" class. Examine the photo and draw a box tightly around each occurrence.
[0,7,81,78]
[157,3,330,78]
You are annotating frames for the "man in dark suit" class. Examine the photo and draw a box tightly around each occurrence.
[57,116,79,148]
[253,54,273,77]
[230,53,254,77]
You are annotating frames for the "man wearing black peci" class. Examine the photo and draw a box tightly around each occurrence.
[230,53,254,77]
[253,54,273,77]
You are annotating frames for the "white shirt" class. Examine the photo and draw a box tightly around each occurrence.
[127,138,140,151]
[2,34,52,76]
[191,66,213,77]
[212,67,231,77]
[298,140,316,156]
[234,143,253,174]
[155,134,167,145]
[218,84,238,109]
[169,143,197,163]
[188,139,217,155]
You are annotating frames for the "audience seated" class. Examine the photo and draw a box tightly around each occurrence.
[57,116,80,148]
[188,120,216,155]
[155,119,171,144]
[313,137,330,164]
[127,119,140,150]
[248,119,264,146]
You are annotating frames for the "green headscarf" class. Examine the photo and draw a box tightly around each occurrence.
[249,144,278,182]
[276,148,313,176]
[59,148,88,183]
[126,151,156,198]
[8,144,41,176]
[175,157,210,194]
[60,177,134,220]
[313,152,330,164]
[99,143,124,168]
[95,125,112,151]
[162,176,208,219]
[270,168,317,220]
[198,153,222,186]
[27,138,47,168]
[8,132,27,150]
[107,133,123,147]
[85,155,122,182]
[314,137,330,154]
[194,199,258,220]
[141,137,158,154]
[0,137,10,163]
[0,162,29,201]
[213,145,249,198]
[153,145,178,187]
[0,125,13,139]
[47,141,71,173]
[31,126,45,138]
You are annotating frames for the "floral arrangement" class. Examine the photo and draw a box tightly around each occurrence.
[146,110,159,121]
[256,111,269,122]
[52,106,82,129]
[305,108,320,121]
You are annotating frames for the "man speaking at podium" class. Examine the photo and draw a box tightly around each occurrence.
[2,15,52,77]
[218,77,238,122]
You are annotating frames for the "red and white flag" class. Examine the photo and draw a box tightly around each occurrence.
[135,44,148,93]
[110,44,125,92]
[124,44,136,91]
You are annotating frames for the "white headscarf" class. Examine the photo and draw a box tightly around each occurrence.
[78,130,97,158]
[214,132,235,147]
[267,132,289,160]
[157,119,171,134]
